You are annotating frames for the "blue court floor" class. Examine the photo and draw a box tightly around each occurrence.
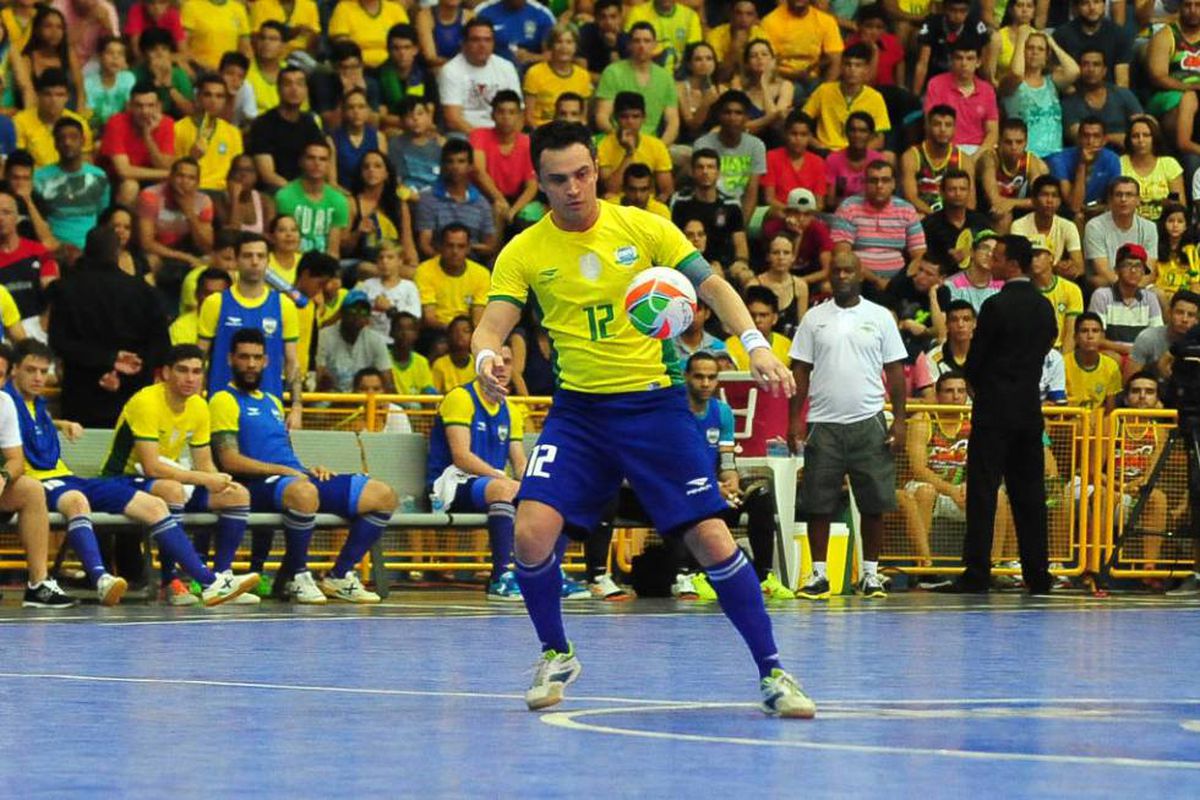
[0,592,1197,798]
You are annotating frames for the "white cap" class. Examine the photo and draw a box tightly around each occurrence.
[785,187,818,211]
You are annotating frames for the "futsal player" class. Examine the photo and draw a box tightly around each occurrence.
[210,328,398,604]
[5,340,260,607]
[471,121,814,717]
[101,344,255,606]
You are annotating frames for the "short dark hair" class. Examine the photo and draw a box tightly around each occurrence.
[230,327,266,353]
[1079,46,1107,65]
[492,89,522,110]
[949,38,979,56]
[685,351,719,373]
[296,250,340,278]
[220,51,251,72]
[1000,234,1033,273]
[946,299,977,318]
[744,285,779,312]
[0,342,14,374]
[1171,289,1200,310]
[785,109,815,131]
[352,366,386,389]
[197,267,234,292]
[1125,370,1159,389]
[441,138,474,163]
[866,158,894,177]
[139,26,176,54]
[236,232,269,254]
[943,167,971,186]
[195,72,227,93]
[1076,311,1104,331]
[4,150,33,172]
[14,339,53,364]
[98,35,127,56]
[388,23,418,44]
[277,64,306,84]
[530,120,596,175]
[555,91,584,110]
[166,344,206,366]
[130,79,159,100]
[1031,174,1061,197]
[1000,117,1028,136]
[396,96,427,118]
[1108,175,1140,197]
[935,369,968,392]
[213,228,241,253]
[928,104,957,121]
[439,222,471,243]
[35,68,69,92]
[331,40,363,65]
[843,42,872,63]
[1078,115,1106,135]
[594,0,622,14]
[391,310,419,330]
[464,17,495,36]
[624,163,653,183]
[172,156,200,175]
[716,89,752,115]
[691,147,720,167]
[629,21,656,39]
[614,91,645,115]
[846,110,876,134]
[258,20,288,39]
[52,117,84,137]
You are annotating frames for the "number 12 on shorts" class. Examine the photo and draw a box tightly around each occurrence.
[526,444,558,479]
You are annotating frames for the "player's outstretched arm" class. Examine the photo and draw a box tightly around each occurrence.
[698,275,795,398]
[472,300,523,402]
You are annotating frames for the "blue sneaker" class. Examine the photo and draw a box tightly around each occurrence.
[487,570,523,602]
[560,569,591,601]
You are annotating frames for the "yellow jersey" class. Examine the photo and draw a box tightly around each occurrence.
[490,201,707,393]
[623,0,702,75]
[723,331,792,370]
[392,351,435,395]
[170,312,200,345]
[603,194,672,219]
[414,256,491,326]
[1038,276,1083,350]
[522,62,593,127]
[0,284,20,331]
[101,382,211,476]
[173,115,244,192]
[14,108,93,167]
[596,131,672,175]
[1065,352,1121,409]
[249,0,320,55]
[328,0,410,68]
[431,353,476,393]
[181,0,252,72]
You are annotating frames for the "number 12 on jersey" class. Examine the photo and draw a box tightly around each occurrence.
[584,303,615,341]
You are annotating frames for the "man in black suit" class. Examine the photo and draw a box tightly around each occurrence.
[949,235,1058,594]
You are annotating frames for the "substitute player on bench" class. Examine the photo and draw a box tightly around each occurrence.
[471,121,814,717]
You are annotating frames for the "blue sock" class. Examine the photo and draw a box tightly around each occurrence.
[514,554,568,653]
[486,502,515,581]
[157,503,186,585]
[280,510,316,580]
[250,530,273,573]
[213,506,249,572]
[707,549,782,679]
[332,511,389,575]
[66,515,106,587]
[150,519,216,586]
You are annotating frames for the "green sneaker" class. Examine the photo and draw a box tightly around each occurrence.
[761,572,796,600]
[252,574,274,598]
[692,572,718,601]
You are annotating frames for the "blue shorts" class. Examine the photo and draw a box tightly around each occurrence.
[245,473,369,518]
[450,476,492,512]
[517,387,727,536]
[41,475,151,514]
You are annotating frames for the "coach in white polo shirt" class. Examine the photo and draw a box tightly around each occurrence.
[788,250,908,601]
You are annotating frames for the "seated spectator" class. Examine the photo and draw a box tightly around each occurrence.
[675,42,723,145]
[346,151,417,266]
[329,88,387,190]
[126,0,186,53]
[431,314,476,392]
[781,188,833,289]
[883,252,950,353]
[879,0,928,52]
[825,111,885,210]
[317,289,394,393]
[762,111,828,227]
[672,301,727,361]
[1120,115,1184,224]
[1129,289,1200,379]
[178,228,237,315]
[101,81,175,207]
[553,92,585,124]
[438,18,522,134]
[707,0,765,83]
[274,141,350,257]
[922,42,998,156]
[577,0,628,79]
[329,0,409,71]
[1030,234,1083,353]
[759,0,843,92]
[84,36,135,128]
[389,311,436,396]
[944,230,1003,313]
[414,140,497,260]
[292,251,341,377]
[469,90,539,237]
[802,42,889,152]
[722,285,792,368]
[137,158,216,288]
[312,41,383,131]
[1000,30,1077,159]
[622,0,699,77]
[901,105,974,217]
[170,267,232,345]
[0,190,59,318]
[415,223,489,331]
[1052,0,1133,89]
[912,0,990,93]
[100,204,153,279]
[846,4,905,89]
[832,159,926,291]
[479,0,555,70]
[929,302,975,375]
[14,69,92,170]
[353,367,411,432]
[670,148,750,286]
[219,154,276,234]
[1154,203,1200,308]
[133,27,195,121]
[53,0,120,71]
[593,23,678,144]
[12,7,85,114]
[249,0,316,57]
[731,38,793,147]
[388,96,445,196]
[693,89,766,223]
[33,118,109,257]
[976,118,1048,234]
[597,92,673,201]
[378,23,436,131]
[920,168,990,272]
[1065,311,1122,411]
[611,163,671,218]
[219,52,256,127]
[1,151,55,246]
[523,23,592,129]
[1062,48,1142,149]
[1084,177,1159,289]
[745,234,807,337]
[247,66,324,191]
[1145,0,1200,141]
[175,74,244,195]
[1047,117,1122,222]
[986,0,1039,83]
[358,239,421,338]
[416,0,470,71]
[181,0,252,73]
[1012,175,1084,282]
[1088,243,1164,358]
[267,213,302,285]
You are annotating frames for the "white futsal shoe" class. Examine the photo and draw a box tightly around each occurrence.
[285,570,328,604]
[201,570,261,607]
[525,644,583,710]
[760,669,817,719]
[320,570,382,603]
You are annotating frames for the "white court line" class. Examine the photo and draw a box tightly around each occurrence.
[540,703,1200,770]
[96,613,503,627]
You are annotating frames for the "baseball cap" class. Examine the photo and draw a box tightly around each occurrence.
[1028,234,1052,254]
[342,289,371,309]
[972,229,1000,247]
[785,187,818,212]
[1115,243,1149,270]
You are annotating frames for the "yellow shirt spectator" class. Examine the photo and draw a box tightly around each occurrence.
[705,23,767,64]
[415,256,491,327]
[14,108,93,167]
[604,194,672,219]
[802,81,891,150]
[522,62,593,127]
[596,131,673,175]
[174,115,244,192]
[392,351,435,395]
[1,8,34,54]
[760,2,843,81]
[723,331,792,370]
[1039,275,1084,350]
[0,284,21,335]
[624,0,702,76]
[181,0,252,72]
[1065,352,1121,409]
[430,353,476,393]
[328,0,410,69]
[250,0,320,55]
[170,312,200,344]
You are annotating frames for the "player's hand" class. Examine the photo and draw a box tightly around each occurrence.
[887,417,906,455]
[788,417,806,454]
[98,371,120,392]
[748,348,795,398]
[286,406,303,431]
[203,472,234,492]
[951,483,967,509]
[62,421,84,442]
[310,465,334,481]
[115,350,143,375]
[477,352,509,402]
[719,476,741,505]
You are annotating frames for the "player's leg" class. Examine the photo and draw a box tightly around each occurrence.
[276,477,323,603]
[202,483,251,574]
[320,475,396,603]
[481,476,519,592]
[53,486,127,605]
[145,478,190,601]
[3,476,74,607]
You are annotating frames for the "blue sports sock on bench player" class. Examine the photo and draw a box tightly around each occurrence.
[149,518,216,586]
[706,549,783,679]
[487,501,515,581]
[279,509,316,580]
[213,506,250,572]
[249,530,273,573]
[515,554,569,653]
[66,515,106,587]
[331,511,390,576]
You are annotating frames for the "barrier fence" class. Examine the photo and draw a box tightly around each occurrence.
[1,393,1195,587]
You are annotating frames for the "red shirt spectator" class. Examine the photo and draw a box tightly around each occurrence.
[794,216,834,276]
[847,31,904,88]
[100,111,175,174]
[0,237,58,317]
[125,0,186,47]
[136,182,214,249]
[468,127,534,200]
[763,147,828,209]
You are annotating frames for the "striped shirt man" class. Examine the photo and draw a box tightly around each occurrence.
[831,194,926,280]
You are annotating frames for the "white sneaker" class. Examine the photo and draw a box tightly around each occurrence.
[760,669,817,718]
[525,644,582,711]
[589,573,632,600]
[671,572,698,599]
[201,570,261,607]
[320,570,381,604]
[96,573,128,606]
[228,592,261,604]
[285,570,327,604]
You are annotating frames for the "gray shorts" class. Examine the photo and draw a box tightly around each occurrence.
[801,412,897,516]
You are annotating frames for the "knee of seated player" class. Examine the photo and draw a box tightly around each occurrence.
[125,491,171,523]
[283,480,319,514]
[210,482,251,508]
[0,475,45,513]
[356,479,397,515]
[484,477,520,504]
[57,490,91,518]
[683,517,738,568]
[152,479,187,506]
[913,483,937,505]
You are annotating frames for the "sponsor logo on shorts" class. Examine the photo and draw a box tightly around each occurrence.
[685,476,712,496]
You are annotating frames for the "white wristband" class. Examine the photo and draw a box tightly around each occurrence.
[740,329,770,354]
[475,349,497,374]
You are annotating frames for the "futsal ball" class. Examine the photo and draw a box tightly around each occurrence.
[624,267,697,340]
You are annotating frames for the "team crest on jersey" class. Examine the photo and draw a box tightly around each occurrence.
[262,317,279,335]
[615,245,638,266]
[524,20,538,38]
[706,427,719,445]
[498,424,509,442]
[579,252,602,281]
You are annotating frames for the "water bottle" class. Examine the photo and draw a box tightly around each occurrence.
[765,437,790,457]
[400,494,417,514]
[265,268,309,308]
[429,493,445,513]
